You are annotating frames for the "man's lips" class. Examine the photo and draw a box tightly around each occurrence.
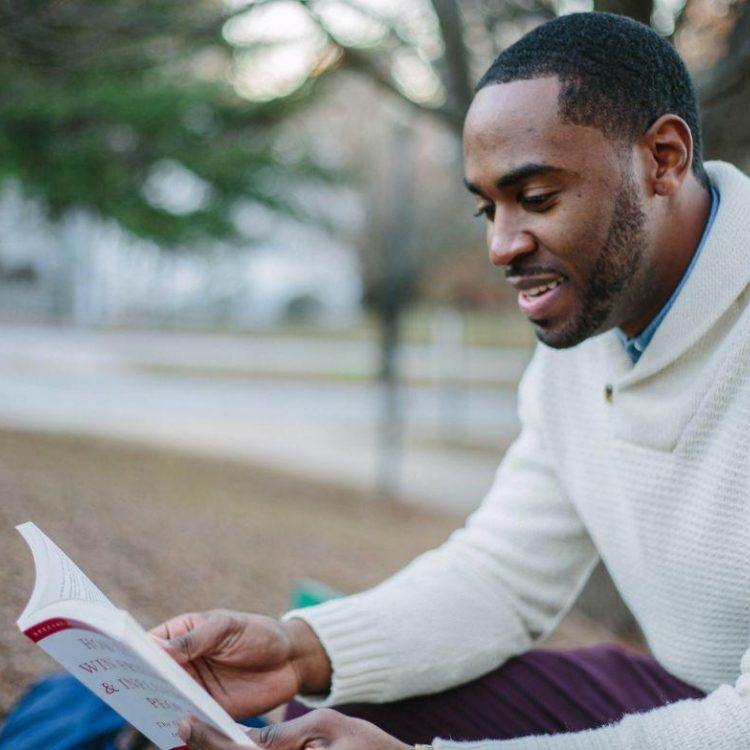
[506,273,566,293]
[507,273,568,319]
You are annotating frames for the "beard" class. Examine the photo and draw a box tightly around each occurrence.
[536,164,648,349]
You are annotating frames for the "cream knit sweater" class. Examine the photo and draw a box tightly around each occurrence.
[286,162,750,749]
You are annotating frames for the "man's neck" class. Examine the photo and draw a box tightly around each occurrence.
[619,177,713,339]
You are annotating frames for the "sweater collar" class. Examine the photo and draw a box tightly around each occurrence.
[616,161,750,385]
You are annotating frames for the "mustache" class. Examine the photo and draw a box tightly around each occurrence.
[505,265,562,280]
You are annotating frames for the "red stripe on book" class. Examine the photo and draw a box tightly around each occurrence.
[169,746,189,750]
[24,618,96,642]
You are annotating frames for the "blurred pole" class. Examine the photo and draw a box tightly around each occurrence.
[376,109,415,502]
[61,210,97,326]
[430,307,468,437]
[55,214,77,321]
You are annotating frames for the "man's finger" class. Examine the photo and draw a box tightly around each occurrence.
[247,710,342,750]
[179,717,246,750]
[247,723,305,750]
[147,632,192,666]
[151,615,217,663]
[149,614,199,641]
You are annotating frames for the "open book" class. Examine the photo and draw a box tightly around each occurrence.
[16,522,256,749]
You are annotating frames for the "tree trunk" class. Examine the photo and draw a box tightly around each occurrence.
[699,1,750,168]
[594,0,653,25]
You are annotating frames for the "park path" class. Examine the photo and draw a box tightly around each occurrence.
[0,323,530,512]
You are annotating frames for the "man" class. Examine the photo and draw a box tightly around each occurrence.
[154,12,750,750]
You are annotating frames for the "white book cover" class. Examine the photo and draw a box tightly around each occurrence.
[16,522,256,750]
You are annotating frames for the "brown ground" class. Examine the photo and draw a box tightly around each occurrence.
[0,427,464,719]
[0,427,624,722]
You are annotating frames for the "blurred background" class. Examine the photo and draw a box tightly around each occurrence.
[1,0,748,722]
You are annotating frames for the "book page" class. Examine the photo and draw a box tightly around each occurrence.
[16,522,113,623]
[30,618,253,749]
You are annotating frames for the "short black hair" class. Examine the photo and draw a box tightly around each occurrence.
[477,12,708,188]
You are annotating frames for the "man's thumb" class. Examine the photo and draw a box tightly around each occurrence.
[246,723,301,750]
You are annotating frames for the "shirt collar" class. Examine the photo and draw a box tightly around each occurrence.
[617,183,720,363]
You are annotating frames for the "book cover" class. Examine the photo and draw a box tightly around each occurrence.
[16,522,256,750]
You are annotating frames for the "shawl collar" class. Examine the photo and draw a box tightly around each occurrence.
[618,161,750,387]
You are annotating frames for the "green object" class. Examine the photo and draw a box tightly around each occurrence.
[290,578,342,609]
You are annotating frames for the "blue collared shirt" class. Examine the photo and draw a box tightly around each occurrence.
[617,184,720,363]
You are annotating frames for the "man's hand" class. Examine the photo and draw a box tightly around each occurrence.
[178,710,413,750]
[151,610,332,716]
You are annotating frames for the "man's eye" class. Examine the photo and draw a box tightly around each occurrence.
[521,193,556,209]
[473,205,493,219]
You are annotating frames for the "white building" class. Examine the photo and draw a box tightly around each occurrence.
[0,182,363,328]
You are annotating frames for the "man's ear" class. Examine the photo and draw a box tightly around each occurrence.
[637,114,693,197]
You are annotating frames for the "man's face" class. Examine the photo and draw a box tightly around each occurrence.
[463,76,651,348]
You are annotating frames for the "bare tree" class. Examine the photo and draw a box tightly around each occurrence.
[595,0,653,25]
[699,0,750,166]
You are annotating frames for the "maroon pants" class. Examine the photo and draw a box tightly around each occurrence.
[286,645,704,745]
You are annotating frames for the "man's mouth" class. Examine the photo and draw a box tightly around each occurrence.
[522,277,564,299]
[511,274,567,319]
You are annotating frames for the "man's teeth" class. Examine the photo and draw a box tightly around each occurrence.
[524,278,563,298]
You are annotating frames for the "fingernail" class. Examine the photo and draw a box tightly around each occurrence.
[178,719,192,741]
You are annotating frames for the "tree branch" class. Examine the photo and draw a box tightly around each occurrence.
[594,0,653,25]
[429,0,474,115]
[698,0,750,110]
[698,1,750,164]
[288,0,466,133]
[338,44,466,133]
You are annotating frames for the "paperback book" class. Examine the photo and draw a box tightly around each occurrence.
[16,522,256,750]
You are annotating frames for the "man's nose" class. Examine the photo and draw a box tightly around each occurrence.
[488,215,536,267]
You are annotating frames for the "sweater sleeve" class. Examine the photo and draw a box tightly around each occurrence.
[433,651,750,750]
[283,348,599,707]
